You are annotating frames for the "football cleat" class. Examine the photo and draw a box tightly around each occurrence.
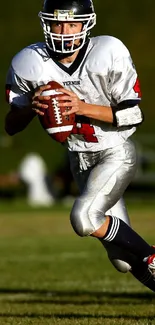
[144,254,155,276]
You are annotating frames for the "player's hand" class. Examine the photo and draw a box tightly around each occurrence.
[55,88,85,116]
[31,84,51,116]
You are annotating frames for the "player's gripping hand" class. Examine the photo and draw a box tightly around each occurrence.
[32,84,52,116]
[55,88,86,116]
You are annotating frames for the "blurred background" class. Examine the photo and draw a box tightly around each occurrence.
[0,2,155,322]
[0,0,155,205]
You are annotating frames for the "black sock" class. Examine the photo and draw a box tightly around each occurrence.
[131,261,155,292]
[102,216,154,260]
[100,239,155,292]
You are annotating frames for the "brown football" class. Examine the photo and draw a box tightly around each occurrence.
[38,81,75,143]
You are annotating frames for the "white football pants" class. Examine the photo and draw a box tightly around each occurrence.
[68,139,137,272]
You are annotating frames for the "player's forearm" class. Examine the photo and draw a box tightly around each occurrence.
[81,102,114,124]
[5,105,36,136]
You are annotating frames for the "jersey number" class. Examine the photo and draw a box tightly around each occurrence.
[72,116,98,143]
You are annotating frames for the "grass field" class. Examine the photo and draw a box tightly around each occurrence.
[0,199,154,324]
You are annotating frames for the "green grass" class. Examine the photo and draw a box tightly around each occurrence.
[0,200,154,324]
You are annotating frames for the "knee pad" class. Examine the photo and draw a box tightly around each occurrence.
[70,206,93,237]
[70,198,106,237]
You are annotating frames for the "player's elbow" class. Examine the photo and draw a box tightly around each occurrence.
[4,113,18,136]
[5,124,16,136]
[113,105,144,127]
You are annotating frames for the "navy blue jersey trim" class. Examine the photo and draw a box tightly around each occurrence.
[116,99,141,110]
[49,40,90,76]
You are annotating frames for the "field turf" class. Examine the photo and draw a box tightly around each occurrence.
[0,199,154,324]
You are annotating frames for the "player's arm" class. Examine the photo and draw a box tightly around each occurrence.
[75,102,114,123]
[5,84,52,136]
[55,88,142,126]
[5,105,36,136]
[63,97,114,123]
[54,88,113,123]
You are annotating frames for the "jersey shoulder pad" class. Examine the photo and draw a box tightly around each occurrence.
[12,42,48,81]
[91,35,130,58]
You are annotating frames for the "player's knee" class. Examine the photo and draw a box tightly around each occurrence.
[70,208,90,236]
[70,202,103,237]
[110,258,131,273]
[70,197,107,237]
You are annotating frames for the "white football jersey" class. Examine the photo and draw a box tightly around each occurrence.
[6,35,143,152]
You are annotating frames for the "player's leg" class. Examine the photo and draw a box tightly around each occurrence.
[69,140,155,275]
[69,152,132,272]
[103,197,132,272]
[69,148,155,291]
[103,198,155,291]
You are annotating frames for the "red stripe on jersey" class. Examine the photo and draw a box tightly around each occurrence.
[133,78,142,98]
[5,84,11,103]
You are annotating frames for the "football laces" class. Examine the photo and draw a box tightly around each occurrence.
[52,98,62,124]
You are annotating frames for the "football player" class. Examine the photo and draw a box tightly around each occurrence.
[5,0,155,291]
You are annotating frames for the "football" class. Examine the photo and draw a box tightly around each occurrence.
[38,81,75,143]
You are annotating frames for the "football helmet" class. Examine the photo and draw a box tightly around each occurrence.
[38,0,96,53]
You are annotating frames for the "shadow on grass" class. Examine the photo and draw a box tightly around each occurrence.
[0,288,155,305]
[0,289,154,321]
[0,313,154,321]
